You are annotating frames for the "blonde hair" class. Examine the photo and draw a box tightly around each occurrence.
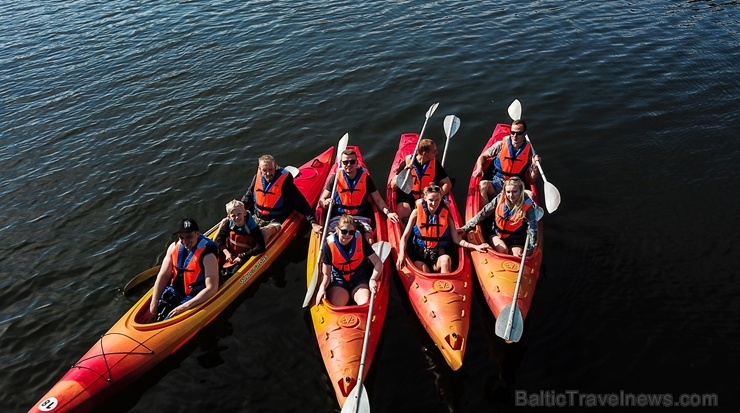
[336,214,357,231]
[501,177,526,220]
[225,199,246,215]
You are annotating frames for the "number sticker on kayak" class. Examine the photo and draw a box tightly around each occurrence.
[39,397,58,411]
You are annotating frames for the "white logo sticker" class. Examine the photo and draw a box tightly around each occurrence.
[39,397,58,411]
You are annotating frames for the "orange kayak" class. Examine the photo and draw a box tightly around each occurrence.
[385,133,472,371]
[306,145,391,408]
[28,147,334,413]
[464,123,544,324]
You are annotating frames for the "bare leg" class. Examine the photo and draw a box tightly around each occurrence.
[434,254,452,273]
[395,201,412,222]
[353,284,371,305]
[260,223,281,243]
[326,286,350,306]
[489,235,509,254]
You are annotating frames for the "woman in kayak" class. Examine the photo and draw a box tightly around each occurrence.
[460,176,539,257]
[315,214,383,306]
[397,184,490,273]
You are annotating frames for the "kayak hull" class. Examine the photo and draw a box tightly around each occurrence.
[306,146,391,408]
[385,133,472,371]
[29,147,335,413]
[464,123,544,324]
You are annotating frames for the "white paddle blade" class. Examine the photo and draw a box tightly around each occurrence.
[337,133,350,160]
[544,182,561,213]
[443,115,460,139]
[284,165,299,177]
[371,241,392,263]
[302,263,319,308]
[533,205,545,222]
[341,383,370,413]
[395,169,413,194]
[426,102,440,119]
[495,303,524,342]
[508,99,522,120]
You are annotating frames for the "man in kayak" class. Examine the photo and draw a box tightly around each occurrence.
[459,177,538,257]
[149,218,220,321]
[391,138,453,221]
[315,214,383,306]
[241,154,321,242]
[472,120,541,203]
[397,185,489,273]
[215,200,265,277]
[317,149,400,239]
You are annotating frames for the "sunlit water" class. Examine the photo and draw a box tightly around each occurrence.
[2,1,739,412]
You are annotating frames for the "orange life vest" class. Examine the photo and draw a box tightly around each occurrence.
[254,169,289,218]
[412,200,450,248]
[494,138,533,180]
[327,232,365,281]
[226,223,257,254]
[334,168,369,215]
[169,235,216,295]
[494,196,534,238]
[404,155,437,198]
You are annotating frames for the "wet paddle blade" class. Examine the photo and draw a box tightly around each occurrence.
[443,115,460,139]
[507,99,522,120]
[495,303,524,342]
[341,382,370,413]
[544,181,561,213]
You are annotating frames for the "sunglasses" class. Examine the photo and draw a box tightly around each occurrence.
[341,159,357,166]
[339,228,356,235]
[426,185,441,193]
[510,130,526,136]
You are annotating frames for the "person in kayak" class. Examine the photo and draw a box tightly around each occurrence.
[397,184,490,273]
[472,120,541,203]
[149,218,220,321]
[214,200,265,277]
[459,177,539,257]
[317,149,400,239]
[241,154,321,242]
[315,214,383,306]
[390,138,453,221]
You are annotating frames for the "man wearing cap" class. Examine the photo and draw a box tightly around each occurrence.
[149,218,220,321]
[241,154,321,242]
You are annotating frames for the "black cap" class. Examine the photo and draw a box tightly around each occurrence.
[173,218,199,235]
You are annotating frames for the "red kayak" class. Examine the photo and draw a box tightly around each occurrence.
[385,133,472,371]
[305,145,391,408]
[28,147,334,413]
[464,123,544,325]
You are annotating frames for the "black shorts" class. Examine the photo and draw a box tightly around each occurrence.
[407,243,450,268]
[329,263,371,293]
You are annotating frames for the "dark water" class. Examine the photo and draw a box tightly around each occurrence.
[2,1,739,412]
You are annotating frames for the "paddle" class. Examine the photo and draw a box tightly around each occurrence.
[396,102,440,194]
[302,133,350,308]
[440,114,460,167]
[506,99,561,213]
[341,241,391,413]
[494,234,530,342]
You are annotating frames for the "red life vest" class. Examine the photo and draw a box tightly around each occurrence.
[413,200,450,248]
[254,169,289,218]
[226,224,257,254]
[494,196,534,238]
[404,155,437,198]
[327,232,365,281]
[169,236,214,295]
[494,138,533,180]
[334,169,369,215]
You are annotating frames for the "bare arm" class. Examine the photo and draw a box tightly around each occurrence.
[396,209,418,270]
[149,242,176,316]
[370,190,399,223]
